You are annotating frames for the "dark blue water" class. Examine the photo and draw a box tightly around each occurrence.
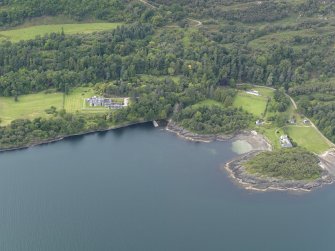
[0,124,334,251]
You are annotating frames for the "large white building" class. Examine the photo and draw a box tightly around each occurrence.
[86,96,124,109]
[280,135,293,148]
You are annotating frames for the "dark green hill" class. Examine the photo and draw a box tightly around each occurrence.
[0,0,334,148]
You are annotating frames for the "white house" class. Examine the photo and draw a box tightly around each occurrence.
[280,135,293,148]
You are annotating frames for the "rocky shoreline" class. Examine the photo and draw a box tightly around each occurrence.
[166,121,335,192]
[2,119,334,192]
[165,121,234,142]
[166,121,272,151]
[224,151,334,192]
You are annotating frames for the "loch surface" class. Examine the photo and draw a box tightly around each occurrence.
[0,124,334,251]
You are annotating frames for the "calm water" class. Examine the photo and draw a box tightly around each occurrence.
[0,124,334,251]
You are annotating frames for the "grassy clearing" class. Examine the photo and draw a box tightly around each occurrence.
[0,87,112,125]
[233,85,331,153]
[248,26,335,49]
[64,87,98,113]
[0,92,63,125]
[0,22,121,42]
[284,126,331,154]
[258,122,331,153]
[233,91,269,117]
[258,126,284,150]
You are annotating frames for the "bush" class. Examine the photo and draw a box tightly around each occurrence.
[245,148,321,180]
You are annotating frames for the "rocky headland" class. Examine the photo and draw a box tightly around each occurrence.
[166,121,335,192]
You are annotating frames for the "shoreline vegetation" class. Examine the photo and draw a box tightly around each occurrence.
[1,119,334,192]
[166,121,335,192]
[0,120,149,153]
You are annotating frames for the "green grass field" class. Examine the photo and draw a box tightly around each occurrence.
[258,126,284,150]
[0,92,63,125]
[258,124,331,153]
[0,87,111,125]
[0,22,121,42]
[232,85,332,153]
[233,87,272,117]
[64,87,98,113]
[284,126,332,154]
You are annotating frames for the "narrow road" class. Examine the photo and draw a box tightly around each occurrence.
[138,0,203,27]
[187,18,203,27]
[288,96,298,110]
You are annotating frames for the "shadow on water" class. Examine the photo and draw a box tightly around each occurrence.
[96,130,109,138]
[0,122,155,155]
[111,122,154,138]
[65,133,86,146]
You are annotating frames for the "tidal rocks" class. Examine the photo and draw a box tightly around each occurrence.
[225,151,334,192]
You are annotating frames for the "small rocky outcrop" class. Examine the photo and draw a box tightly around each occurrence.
[225,151,334,192]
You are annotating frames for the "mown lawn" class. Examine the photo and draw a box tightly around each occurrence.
[258,125,331,153]
[64,87,102,113]
[0,92,63,125]
[0,22,122,42]
[0,87,110,125]
[233,91,268,117]
[284,126,331,154]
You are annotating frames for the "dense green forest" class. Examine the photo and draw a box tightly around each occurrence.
[245,148,322,180]
[0,113,107,149]
[174,105,252,134]
[0,0,334,149]
[0,0,136,27]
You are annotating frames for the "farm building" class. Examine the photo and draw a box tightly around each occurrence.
[280,135,293,148]
[289,118,296,124]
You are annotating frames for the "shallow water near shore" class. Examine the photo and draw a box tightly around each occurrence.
[232,139,253,154]
[0,124,334,251]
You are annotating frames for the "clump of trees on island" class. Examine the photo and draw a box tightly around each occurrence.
[245,148,322,180]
